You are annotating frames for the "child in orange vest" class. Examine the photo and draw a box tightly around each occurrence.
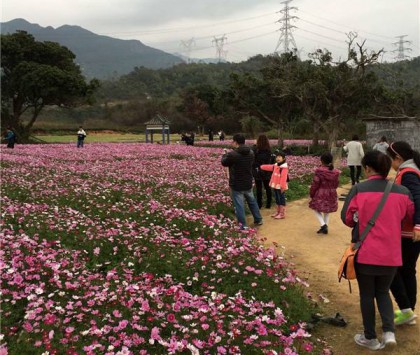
[260,151,289,219]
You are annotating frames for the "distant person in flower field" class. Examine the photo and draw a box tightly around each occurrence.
[386,141,420,327]
[3,127,16,149]
[309,152,340,235]
[252,134,273,209]
[341,151,414,350]
[260,150,289,219]
[343,135,365,185]
[208,130,214,141]
[77,126,87,148]
[219,130,225,141]
[373,136,389,155]
[221,133,263,229]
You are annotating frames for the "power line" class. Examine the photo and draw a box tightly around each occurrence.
[298,17,391,46]
[392,35,412,60]
[274,0,299,55]
[212,35,228,62]
[298,9,395,40]
[97,12,277,37]
[179,38,196,63]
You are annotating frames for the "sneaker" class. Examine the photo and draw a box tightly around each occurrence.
[394,309,402,317]
[381,332,396,348]
[354,334,382,350]
[254,220,263,226]
[394,309,416,326]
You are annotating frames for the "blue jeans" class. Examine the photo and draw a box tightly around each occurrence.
[231,188,262,229]
[77,139,84,148]
[273,189,286,206]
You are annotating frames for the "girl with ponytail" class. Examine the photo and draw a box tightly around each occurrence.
[309,152,340,234]
[387,141,420,326]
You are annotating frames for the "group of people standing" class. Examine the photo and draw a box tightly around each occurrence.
[341,141,420,350]
[208,130,225,141]
[221,133,420,350]
[221,134,290,230]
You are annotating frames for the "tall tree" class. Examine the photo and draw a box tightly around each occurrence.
[1,31,98,139]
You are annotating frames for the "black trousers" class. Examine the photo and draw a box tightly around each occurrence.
[391,237,420,310]
[349,165,362,185]
[255,179,272,208]
[356,264,397,339]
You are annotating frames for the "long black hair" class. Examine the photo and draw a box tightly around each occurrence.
[387,141,420,168]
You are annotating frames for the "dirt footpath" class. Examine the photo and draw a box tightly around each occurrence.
[252,184,420,355]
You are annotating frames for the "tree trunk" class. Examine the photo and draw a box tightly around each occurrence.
[312,121,320,146]
[277,120,284,148]
[328,125,340,150]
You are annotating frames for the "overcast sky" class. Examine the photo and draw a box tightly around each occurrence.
[2,0,419,63]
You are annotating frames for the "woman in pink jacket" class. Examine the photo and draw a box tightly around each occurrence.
[260,150,288,219]
[341,151,414,350]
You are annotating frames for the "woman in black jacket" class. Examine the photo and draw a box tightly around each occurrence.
[387,141,420,326]
[253,135,273,209]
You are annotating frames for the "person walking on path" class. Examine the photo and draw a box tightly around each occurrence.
[309,152,340,235]
[3,127,16,149]
[341,151,414,350]
[221,133,263,229]
[252,135,273,209]
[344,135,365,185]
[373,136,389,155]
[260,151,289,219]
[77,126,87,148]
[387,141,420,326]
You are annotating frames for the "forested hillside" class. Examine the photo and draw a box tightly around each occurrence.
[0,18,184,79]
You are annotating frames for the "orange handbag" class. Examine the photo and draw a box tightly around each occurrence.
[338,243,357,281]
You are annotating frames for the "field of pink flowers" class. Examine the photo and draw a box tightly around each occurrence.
[1,144,329,355]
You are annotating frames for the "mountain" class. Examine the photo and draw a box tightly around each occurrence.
[1,18,184,79]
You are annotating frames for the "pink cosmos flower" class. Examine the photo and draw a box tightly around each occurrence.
[22,322,33,332]
[303,342,313,352]
[150,327,161,341]
[166,313,176,323]
[65,327,74,334]
[112,310,122,318]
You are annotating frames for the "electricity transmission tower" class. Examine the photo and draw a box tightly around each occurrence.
[212,35,227,62]
[274,0,299,55]
[180,38,196,63]
[392,35,412,61]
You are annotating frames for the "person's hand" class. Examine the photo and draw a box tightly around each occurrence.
[413,229,420,242]
[223,148,228,154]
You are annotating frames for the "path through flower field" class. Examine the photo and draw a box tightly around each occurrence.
[254,184,420,355]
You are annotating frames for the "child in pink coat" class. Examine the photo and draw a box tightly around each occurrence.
[261,151,289,219]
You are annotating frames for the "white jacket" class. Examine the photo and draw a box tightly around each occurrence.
[373,142,389,154]
[344,140,364,166]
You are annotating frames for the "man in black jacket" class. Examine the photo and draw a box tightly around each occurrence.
[221,134,263,229]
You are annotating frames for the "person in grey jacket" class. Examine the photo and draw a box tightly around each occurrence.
[373,136,389,154]
[221,134,263,229]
